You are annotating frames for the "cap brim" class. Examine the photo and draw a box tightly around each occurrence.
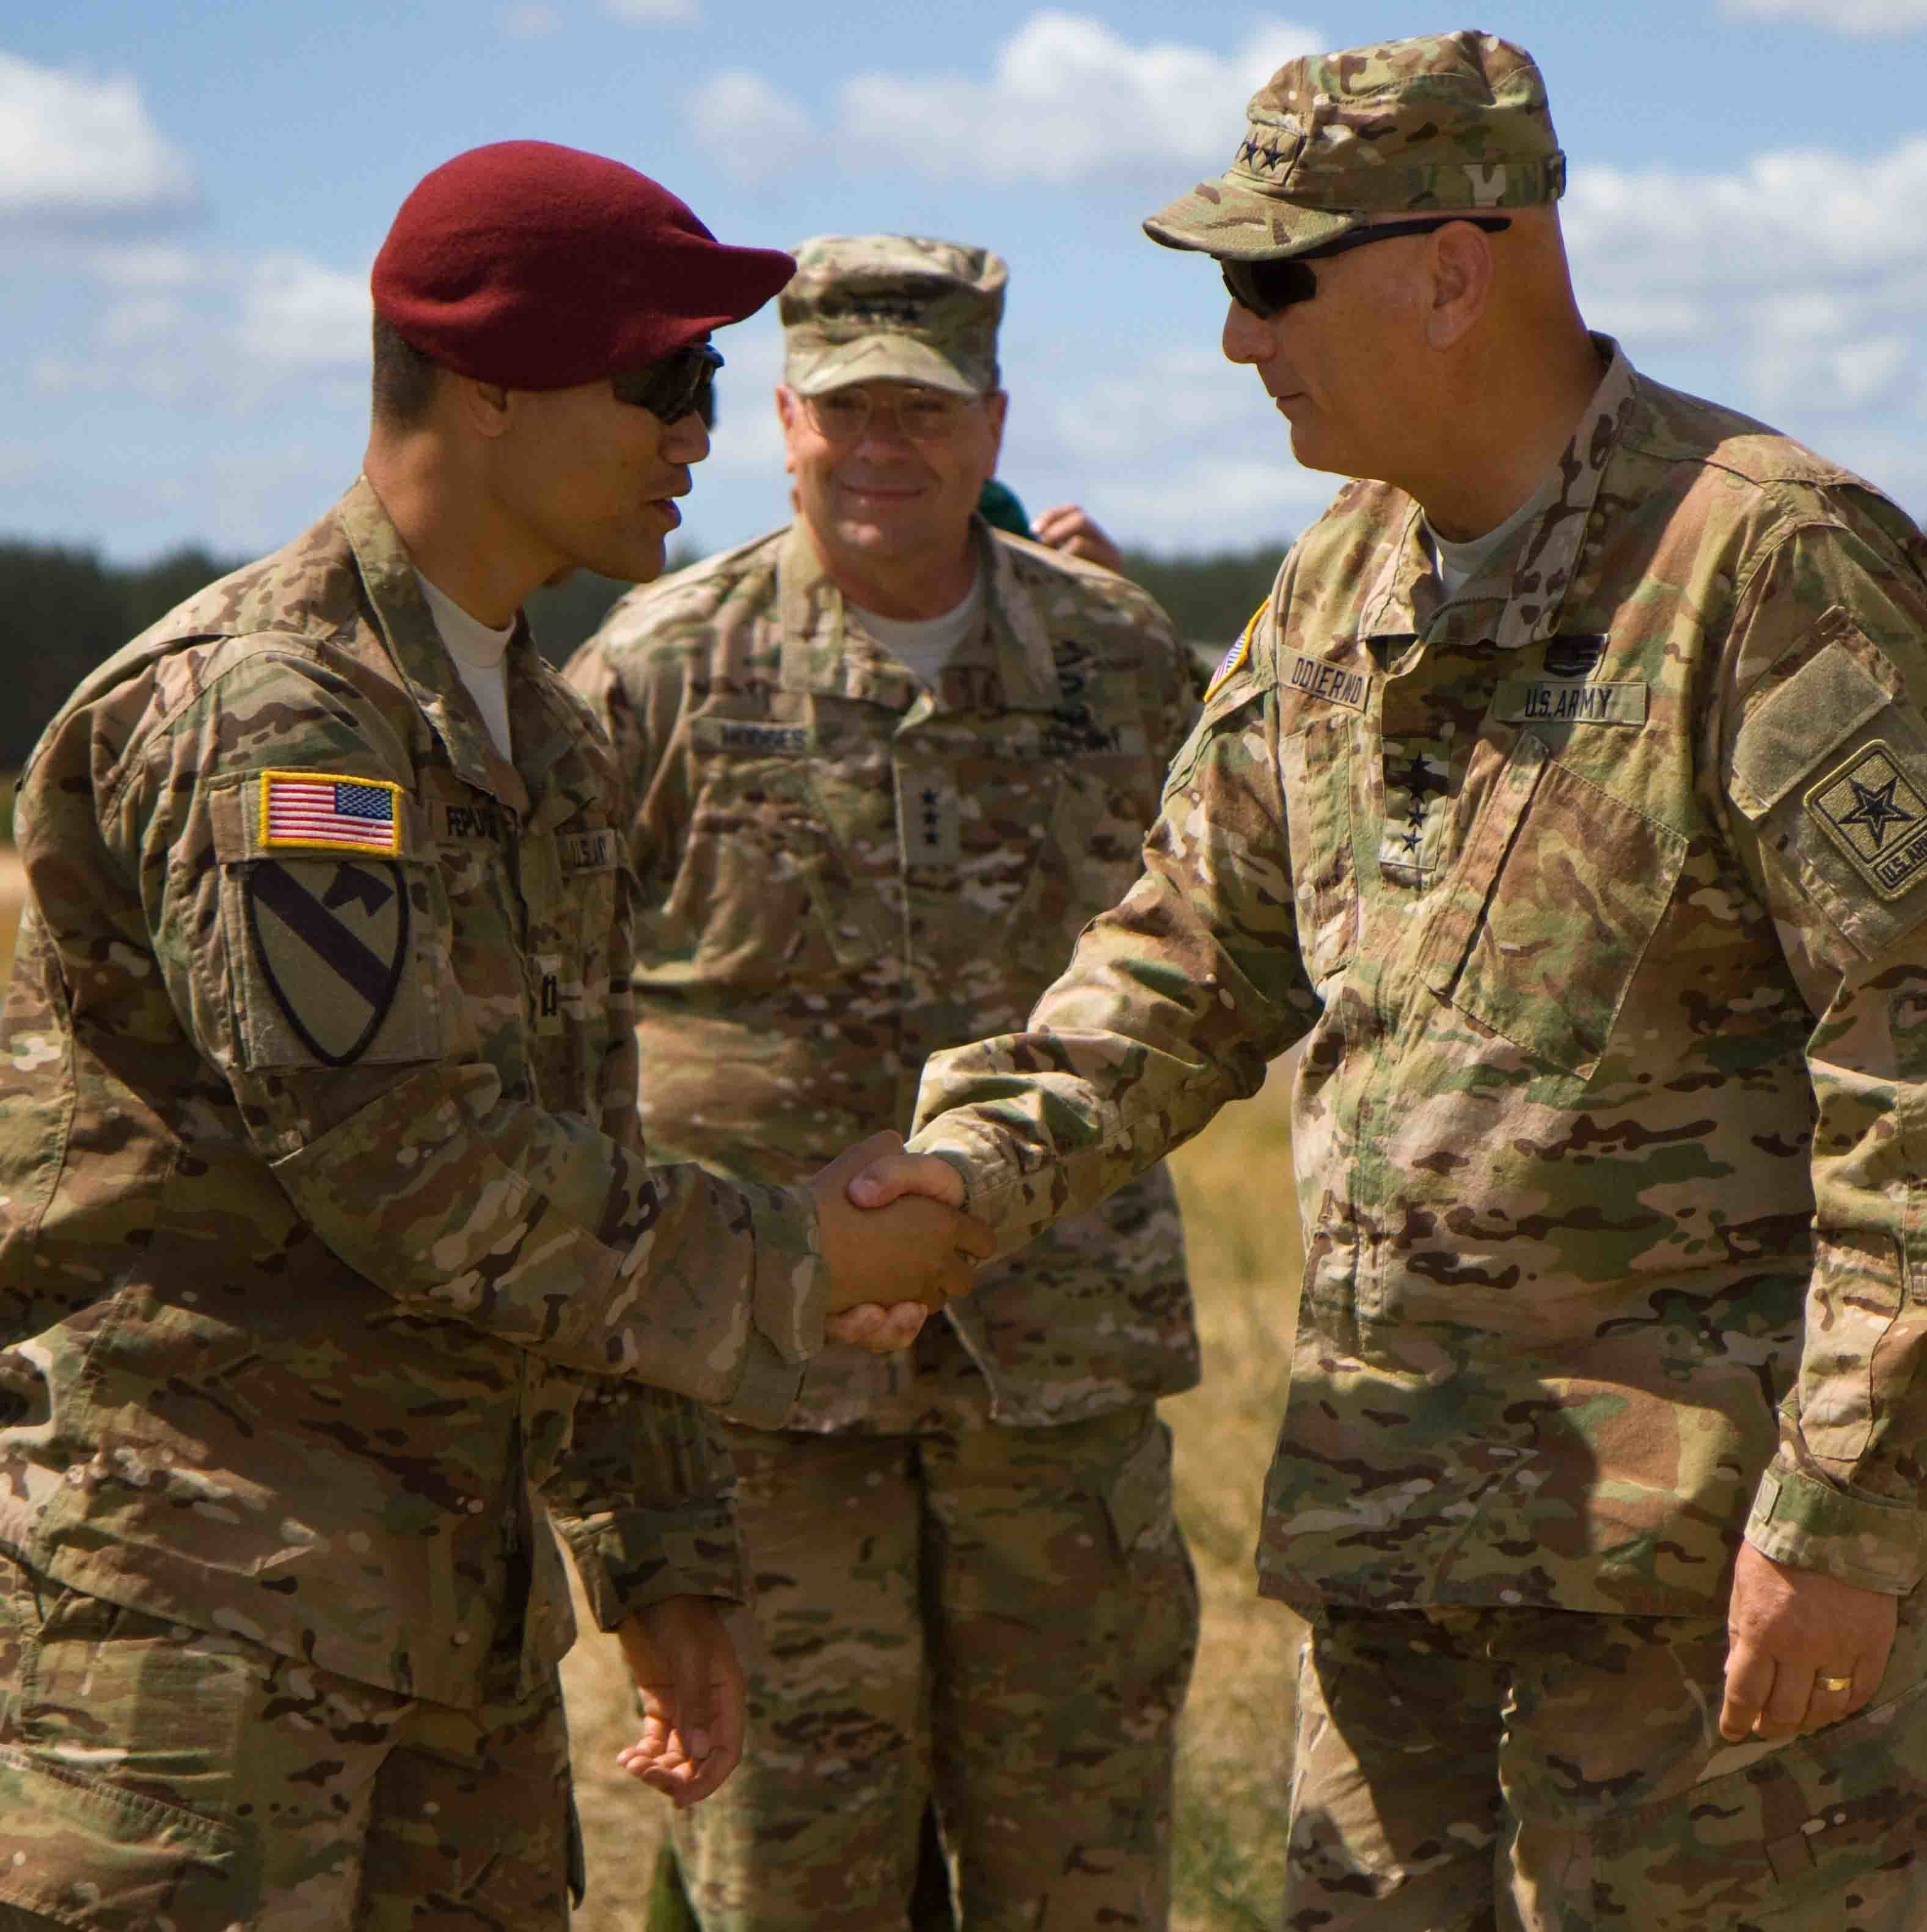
[1141,179,1358,260]
[786,336,986,397]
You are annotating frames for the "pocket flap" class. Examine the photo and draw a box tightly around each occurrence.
[0,1746,251,1932]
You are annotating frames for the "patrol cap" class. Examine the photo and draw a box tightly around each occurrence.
[1144,31,1565,262]
[371,140,796,389]
[780,235,1006,397]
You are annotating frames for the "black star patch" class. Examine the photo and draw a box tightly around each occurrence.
[1840,774,1914,849]
[1808,741,1927,899]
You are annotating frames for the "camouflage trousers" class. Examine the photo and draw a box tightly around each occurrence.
[1285,1594,1927,1931]
[670,1400,1198,1931]
[0,1551,580,1931]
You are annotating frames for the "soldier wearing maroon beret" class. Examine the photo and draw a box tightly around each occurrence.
[0,141,990,1931]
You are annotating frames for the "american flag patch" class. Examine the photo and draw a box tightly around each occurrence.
[258,771,403,855]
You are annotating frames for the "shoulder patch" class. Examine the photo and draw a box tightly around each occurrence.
[1205,604,1264,700]
[1807,742,1927,899]
[258,772,404,857]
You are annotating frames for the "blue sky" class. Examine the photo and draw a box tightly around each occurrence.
[6,1,1927,566]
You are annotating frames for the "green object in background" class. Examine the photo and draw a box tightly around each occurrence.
[976,477,1031,540]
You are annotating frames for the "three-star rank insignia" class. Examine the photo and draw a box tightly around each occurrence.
[244,858,411,1064]
[1807,740,1927,899]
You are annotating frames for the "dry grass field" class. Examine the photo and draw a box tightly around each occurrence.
[0,854,1304,1930]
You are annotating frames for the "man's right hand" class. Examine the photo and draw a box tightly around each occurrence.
[806,1131,993,1317]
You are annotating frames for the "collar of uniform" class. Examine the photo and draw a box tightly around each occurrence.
[772,518,1062,714]
[337,476,532,814]
[1355,335,1637,652]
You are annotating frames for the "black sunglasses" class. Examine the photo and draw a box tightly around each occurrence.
[610,342,723,424]
[1219,216,1512,319]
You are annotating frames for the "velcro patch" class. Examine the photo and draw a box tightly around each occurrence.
[691,717,813,757]
[1807,741,1927,899]
[436,800,508,843]
[1280,650,1371,714]
[259,772,404,856]
[558,829,618,874]
[1495,679,1648,729]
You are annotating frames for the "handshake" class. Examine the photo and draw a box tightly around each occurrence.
[805,1132,995,1353]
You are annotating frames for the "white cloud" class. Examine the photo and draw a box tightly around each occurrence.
[87,243,199,289]
[689,71,817,172]
[235,257,370,368]
[1720,0,1927,31]
[0,53,199,230]
[1563,137,1927,283]
[1563,136,1927,432]
[839,13,1322,180]
[687,13,1320,183]
[603,0,699,21]
[500,4,563,33]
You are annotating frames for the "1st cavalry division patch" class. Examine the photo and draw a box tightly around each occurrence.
[1807,739,1927,899]
[245,860,410,1065]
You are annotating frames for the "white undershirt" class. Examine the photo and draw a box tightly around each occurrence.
[1424,473,1560,601]
[415,571,516,759]
[849,570,986,687]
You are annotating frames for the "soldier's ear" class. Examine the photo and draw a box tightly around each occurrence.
[775,386,803,476]
[1422,222,1494,353]
[453,373,516,441]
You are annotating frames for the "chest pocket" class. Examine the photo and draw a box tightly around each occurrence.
[1417,733,1686,1080]
[647,755,854,987]
[1279,713,1359,986]
[1003,750,1160,981]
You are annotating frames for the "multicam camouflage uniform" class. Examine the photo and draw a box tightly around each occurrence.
[915,333,1927,1925]
[908,38,1927,1919]
[569,488,1202,1927]
[0,480,828,1930]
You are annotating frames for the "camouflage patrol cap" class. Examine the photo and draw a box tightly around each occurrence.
[1144,30,1564,262]
[781,235,1005,397]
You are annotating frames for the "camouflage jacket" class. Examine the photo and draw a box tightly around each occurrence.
[0,480,828,1708]
[913,342,1927,1615]
[567,521,1199,1430]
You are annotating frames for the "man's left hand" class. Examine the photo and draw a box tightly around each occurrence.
[613,1595,746,1805]
[1719,1541,1898,1741]
[1030,503,1125,575]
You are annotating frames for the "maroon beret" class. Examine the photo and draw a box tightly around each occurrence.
[370,139,795,389]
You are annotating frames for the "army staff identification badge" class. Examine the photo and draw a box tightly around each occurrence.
[1807,741,1927,899]
[244,860,411,1064]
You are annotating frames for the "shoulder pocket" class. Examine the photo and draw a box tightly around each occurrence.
[208,782,442,1070]
[1731,626,1927,961]
[1420,735,1686,1079]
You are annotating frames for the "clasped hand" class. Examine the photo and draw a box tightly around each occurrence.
[806,1131,994,1353]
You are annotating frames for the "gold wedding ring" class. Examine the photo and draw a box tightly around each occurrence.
[1817,1674,1854,1694]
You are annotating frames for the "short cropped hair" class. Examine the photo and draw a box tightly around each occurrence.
[370,314,444,425]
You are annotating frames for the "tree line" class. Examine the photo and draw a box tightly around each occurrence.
[0,534,1290,771]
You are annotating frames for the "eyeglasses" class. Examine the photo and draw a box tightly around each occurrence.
[799,386,982,445]
[1219,216,1512,320]
[610,343,722,425]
